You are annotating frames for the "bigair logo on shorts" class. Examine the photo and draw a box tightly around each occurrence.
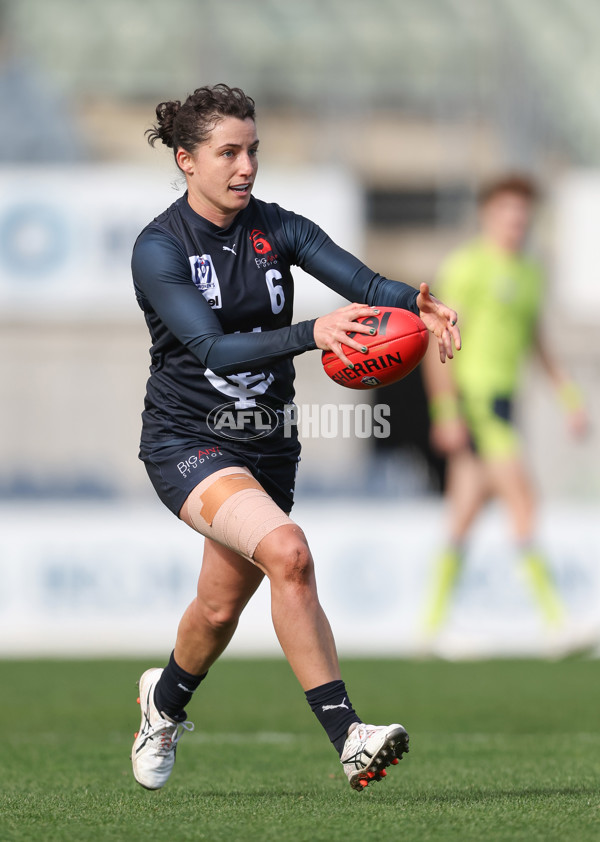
[207,401,280,441]
[177,445,223,477]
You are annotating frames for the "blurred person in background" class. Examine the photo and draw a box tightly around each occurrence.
[130,84,460,792]
[421,173,588,646]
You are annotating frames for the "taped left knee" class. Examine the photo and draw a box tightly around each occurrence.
[211,487,294,560]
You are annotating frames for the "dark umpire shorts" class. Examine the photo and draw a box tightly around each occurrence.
[139,439,299,517]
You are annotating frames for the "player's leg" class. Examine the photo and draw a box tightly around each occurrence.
[422,448,487,634]
[173,536,265,676]
[153,535,265,719]
[470,399,564,626]
[132,463,274,790]
[175,466,339,691]
[485,456,534,543]
[486,457,564,626]
[252,523,339,689]
[446,449,489,544]
[186,468,407,787]
[252,522,408,790]
[132,536,263,790]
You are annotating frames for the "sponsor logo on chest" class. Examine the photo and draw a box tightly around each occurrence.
[250,229,278,268]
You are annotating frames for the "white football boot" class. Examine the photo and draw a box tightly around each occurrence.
[340,722,409,791]
[131,668,194,790]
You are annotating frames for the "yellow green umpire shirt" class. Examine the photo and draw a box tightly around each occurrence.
[436,238,543,399]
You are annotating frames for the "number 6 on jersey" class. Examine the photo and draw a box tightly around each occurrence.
[265,269,285,314]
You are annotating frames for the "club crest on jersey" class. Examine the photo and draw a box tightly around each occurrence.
[249,230,272,254]
[189,254,222,309]
[250,229,278,268]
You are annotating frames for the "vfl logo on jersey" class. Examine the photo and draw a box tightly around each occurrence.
[250,229,278,268]
[189,254,222,309]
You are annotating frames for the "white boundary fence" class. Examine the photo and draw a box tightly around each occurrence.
[1,499,598,659]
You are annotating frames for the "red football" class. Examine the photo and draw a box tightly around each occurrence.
[322,307,429,390]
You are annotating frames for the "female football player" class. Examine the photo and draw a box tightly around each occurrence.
[131,84,460,792]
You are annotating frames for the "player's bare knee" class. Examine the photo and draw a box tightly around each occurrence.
[270,535,314,588]
[195,596,241,631]
[284,550,314,588]
[204,606,240,633]
[254,521,313,583]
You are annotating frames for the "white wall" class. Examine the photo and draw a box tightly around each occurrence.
[553,171,600,322]
[1,499,598,659]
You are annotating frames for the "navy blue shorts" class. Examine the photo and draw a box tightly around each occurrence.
[139,440,299,517]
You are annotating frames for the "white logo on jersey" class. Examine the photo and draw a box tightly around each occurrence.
[222,244,237,255]
[204,369,275,409]
[203,327,275,408]
[189,254,222,309]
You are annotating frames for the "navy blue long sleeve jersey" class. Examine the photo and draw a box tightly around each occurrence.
[132,193,419,452]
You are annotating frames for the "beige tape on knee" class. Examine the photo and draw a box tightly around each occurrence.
[186,466,293,560]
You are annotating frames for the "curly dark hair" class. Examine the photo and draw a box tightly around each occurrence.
[146,84,256,166]
[478,173,540,206]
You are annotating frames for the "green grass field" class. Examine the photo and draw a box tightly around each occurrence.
[1,658,598,842]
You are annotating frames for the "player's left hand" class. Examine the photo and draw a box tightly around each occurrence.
[416,282,461,363]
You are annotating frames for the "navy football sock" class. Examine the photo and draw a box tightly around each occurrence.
[153,651,207,721]
[305,680,361,756]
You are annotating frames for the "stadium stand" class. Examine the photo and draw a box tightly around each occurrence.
[5,0,600,165]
